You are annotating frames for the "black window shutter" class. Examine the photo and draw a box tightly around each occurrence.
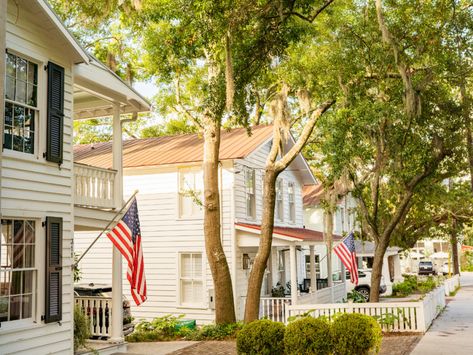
[45,217,63,323]
[46,62,64,164]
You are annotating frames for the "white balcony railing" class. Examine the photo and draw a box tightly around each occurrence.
[75,296,113,337]
[74,163,117,209]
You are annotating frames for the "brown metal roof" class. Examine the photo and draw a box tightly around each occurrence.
[74,125,274,169]
[236,222,342,242]
[302,184,326,206]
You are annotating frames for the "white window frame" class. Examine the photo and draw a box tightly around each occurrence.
[288,182,295,223]
[178,167,203,219]
[245,168,256,219]
[0,218,41,332]
[275,179,284,222]
[177,252,205,308]
[3,51,41,158]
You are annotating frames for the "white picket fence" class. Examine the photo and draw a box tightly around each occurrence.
[286,281,452,333]
[443,274,460,296]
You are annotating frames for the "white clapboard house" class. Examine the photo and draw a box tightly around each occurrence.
[74,125,348,325]
[303,185,403,295]
[0,1,149,354]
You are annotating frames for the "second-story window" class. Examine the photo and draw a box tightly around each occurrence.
[178,167,203,218]
[4,53,38,154]
[245,168,256,218]
[275,179,284,221]
[288,182,295,223]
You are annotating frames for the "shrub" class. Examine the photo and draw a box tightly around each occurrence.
[74,305,91,351]
[332,313,382,355]
[392,281,415,297]
[284,317,332,355]
[126,314,185,342]
[347,290,367,303]
[237,319,285,355]
[185,322,243,340]
[417,276,437,294]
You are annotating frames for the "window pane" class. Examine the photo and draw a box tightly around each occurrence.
[1,245,12,269]
[13,128,24,152]
[24,245,34,267]
[193,281,203,302]
[17,58,27,81]
[14,105,25,128]
[24,130,34,154]
[13,245,24,269]
[180,254,192,278]
[181,280,193,304]
[27,84,37,107]
[15,80,27,104]
[4,102,13,126]
[11,271,22,295]
[0,272,10,296]
[27,61,37,85]
[13,221,24,244]
[6,53,16,77]
[2,220,13,244]
[22,294,32,318]
[0,297,8,322]
[3,125,13,150]
[5,76,15,100]
[23,271,33,294]
[193,254,202,278]
[10,295,21,320]
[24,221,35,243]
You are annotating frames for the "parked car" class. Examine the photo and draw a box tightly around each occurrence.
[440,262,450,275]
[418,261,436,275]
[74,283,134,336]
[346,270,387,301]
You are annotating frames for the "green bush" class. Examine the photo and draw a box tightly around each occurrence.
[347,290,367,303]
[237,319,285,355]
[284,317,332,355]
[417,276,437,294]
[185,322,243,340]
[126,314,185,342]
[392,281,415,297]
[332,313,382,355]
[74,305,91,351]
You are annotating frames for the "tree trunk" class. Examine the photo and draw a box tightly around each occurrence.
[451,217,460,275]
[203,119,236,324]
[244,168,278,322]
[370,238,388,302]
[324,210,334,287]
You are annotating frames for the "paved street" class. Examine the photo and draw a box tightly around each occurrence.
[411,272,473,355]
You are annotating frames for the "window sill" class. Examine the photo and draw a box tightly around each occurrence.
[176,216,204,221]
[2,149,41,163]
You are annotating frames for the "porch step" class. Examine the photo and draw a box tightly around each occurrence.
[76,340,127,355]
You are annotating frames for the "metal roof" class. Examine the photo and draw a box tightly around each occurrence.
[74,125,274,169]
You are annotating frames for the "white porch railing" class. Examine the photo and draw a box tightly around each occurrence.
[75,296,113,337]
[286,284,448,332]
[74,163,117,209]
[298,282,346,304]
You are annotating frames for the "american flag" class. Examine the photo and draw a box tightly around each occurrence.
[334,232,358,285]
[107,198,147,305]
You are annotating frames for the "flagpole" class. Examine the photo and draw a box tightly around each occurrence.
[75,190,139,265]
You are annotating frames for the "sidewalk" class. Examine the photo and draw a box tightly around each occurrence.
[411,272,473,355]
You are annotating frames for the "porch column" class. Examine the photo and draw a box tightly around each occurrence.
[111,103,123,342]
[382,256,393,296]
[0,0,6,214]
[290,244,297,305]
[393,254,403,283]
[309,245,316,293]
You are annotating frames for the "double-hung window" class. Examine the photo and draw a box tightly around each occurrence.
[288,182,295,223]
[0,219,36,324]
[275,179,284,221]
[178,167,203,218]
[4,53,38,154]
[179,253,203,306]
[245,168,256,219]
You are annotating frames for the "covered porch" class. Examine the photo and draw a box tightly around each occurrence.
[71,56,150,344]
[235,223,347,322]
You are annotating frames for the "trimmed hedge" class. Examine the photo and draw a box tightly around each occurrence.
[332,313,382,355]
[284,317,332,355]
[236,319,285,355]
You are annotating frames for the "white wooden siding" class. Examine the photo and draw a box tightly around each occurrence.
[0,3,75,354]
[234,141,305,228]
[74,164,235,324]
